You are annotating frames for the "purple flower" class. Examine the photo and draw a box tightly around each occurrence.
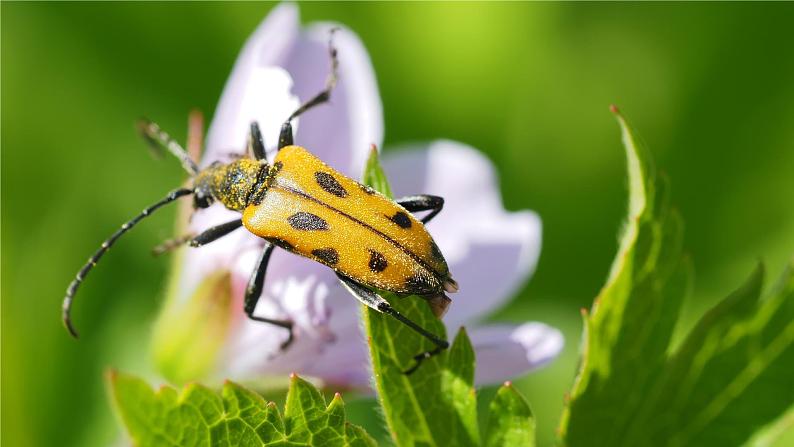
[152,3,562,387]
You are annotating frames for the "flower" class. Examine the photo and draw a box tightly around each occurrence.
[152,3,563,387]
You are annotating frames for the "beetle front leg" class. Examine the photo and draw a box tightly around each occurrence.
[396,195,444,224]
[249,122,267,161]
[278,29,340,150]
[336,274,449,374]
[245,243,294,350]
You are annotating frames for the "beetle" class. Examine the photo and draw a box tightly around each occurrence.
[62,35,457,373]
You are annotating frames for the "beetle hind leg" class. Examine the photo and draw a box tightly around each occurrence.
[337,274,449,374]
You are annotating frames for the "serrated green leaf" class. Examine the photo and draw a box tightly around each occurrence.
[559,106,689,446]
[641,264,794,446]
[485,382,535,447]
[284,374,347,446]
[558,107,794,447]
[361,149,480,447]
[109,371,375,447]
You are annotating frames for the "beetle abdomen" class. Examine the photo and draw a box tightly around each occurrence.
[242,146,449,296]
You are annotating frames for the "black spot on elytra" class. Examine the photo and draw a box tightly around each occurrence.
[288,212,329,231]
[312,247,339,265]
[390,211,412,229]
[269,238,294,251]
[315,172,348,198]
[368,250,388,273]
[404,271,438,294]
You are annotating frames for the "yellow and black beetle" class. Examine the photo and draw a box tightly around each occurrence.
[63,35,457,373]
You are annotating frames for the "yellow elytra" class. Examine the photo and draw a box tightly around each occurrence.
[244,146,451,297]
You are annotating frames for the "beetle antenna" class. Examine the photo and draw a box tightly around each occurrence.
[137,119,200,176]
[62,188,194,338]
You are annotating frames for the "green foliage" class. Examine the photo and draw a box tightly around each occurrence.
[361,149,535,447]
[485,382,536,447]
[109,371,376,447]
[558,107,794,446]
[362,145,393,199]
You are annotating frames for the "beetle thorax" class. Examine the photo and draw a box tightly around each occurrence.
[193,158,268,211]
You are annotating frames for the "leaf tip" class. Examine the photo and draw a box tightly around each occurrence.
[609,104,620,114]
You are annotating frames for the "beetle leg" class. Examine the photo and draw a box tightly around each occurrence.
[278,122,294,149]
[396,195,445,224]
[278,29,340,150]
[189,219,243,247]
[336,274,449,374]
[151,233,196,256]
[245,243,294,350]
[249,121,267,161]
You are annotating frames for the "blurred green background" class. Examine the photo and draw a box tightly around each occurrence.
[3,2,793,446]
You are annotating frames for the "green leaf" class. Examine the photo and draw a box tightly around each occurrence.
[109,371,376,447]
[642,264,794,446]
[442,329,479,443]
[485,382,536,447]
[362,144,392,198]
[558,105,688,446]
[361,149,481,447]
[558,106,794,446]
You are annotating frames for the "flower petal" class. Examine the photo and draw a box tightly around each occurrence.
[204,3,301,161]
[467,323,564,385]
[284,23,383,177]
[381,141,542,329]
[221,263,370,383]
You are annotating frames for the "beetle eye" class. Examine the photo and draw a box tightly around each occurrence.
[194,194,213,209]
